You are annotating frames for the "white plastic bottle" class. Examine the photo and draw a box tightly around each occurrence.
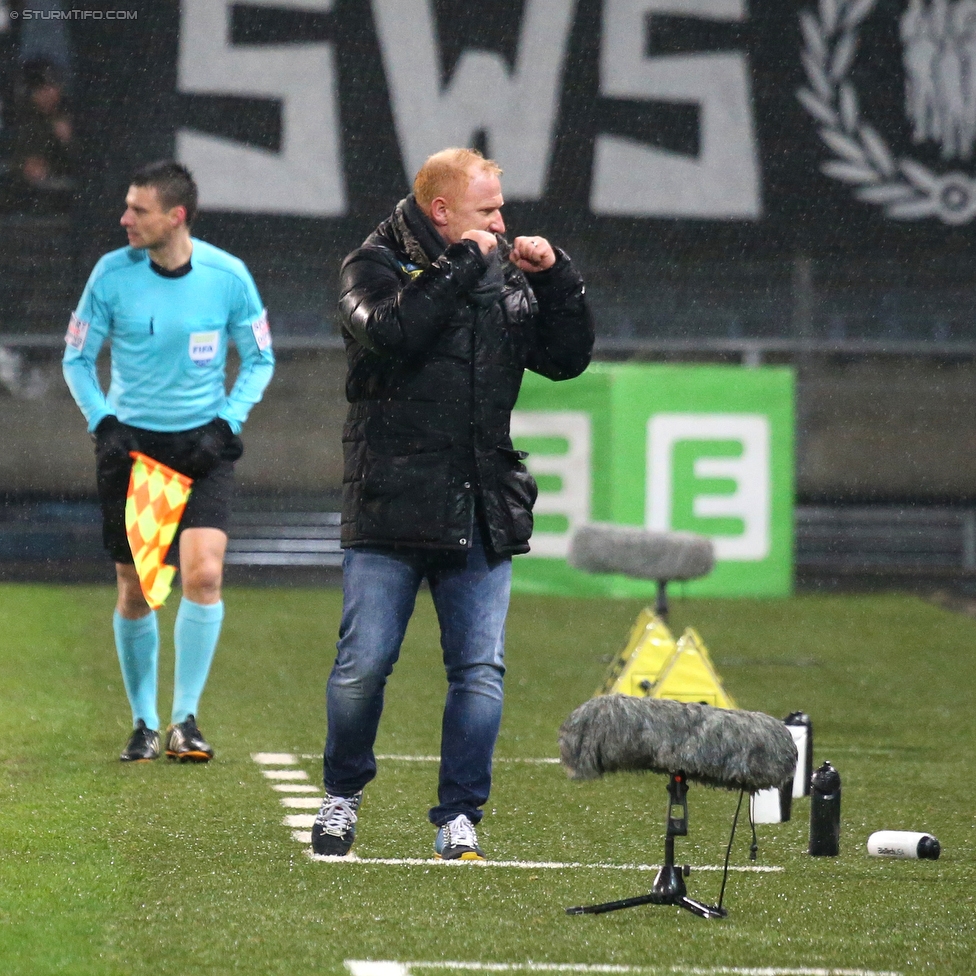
[867,830,941,860]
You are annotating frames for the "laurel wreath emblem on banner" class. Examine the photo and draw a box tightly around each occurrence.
[798,0,976,224]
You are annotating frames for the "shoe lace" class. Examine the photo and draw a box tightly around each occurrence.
[444,815,478,850]
[317,794,360,836]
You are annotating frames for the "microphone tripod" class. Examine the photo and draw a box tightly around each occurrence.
[566,772,728,919]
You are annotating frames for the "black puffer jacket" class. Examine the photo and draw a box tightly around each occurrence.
[338,195,594,554]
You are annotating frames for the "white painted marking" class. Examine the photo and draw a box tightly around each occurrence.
[280,797,322,809]
[499,757,561,765]
[252,752,299,764]
[347,963,408,976]
[817,745,915,757]
[345,964,902,976]
[273,784,320,794]
[681,970,903,976]
[292,830,312,844]
[262,769,309,781]
[299,754,562,764]
[283,814,317,828]
[375,754,440,762]
[311,855,782,872]
[298,752,439,763]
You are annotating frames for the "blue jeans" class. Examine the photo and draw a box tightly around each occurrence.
[324,527,511,826]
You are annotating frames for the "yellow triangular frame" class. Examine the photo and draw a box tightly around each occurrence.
[651,627,737,709]
[598,608,677,697]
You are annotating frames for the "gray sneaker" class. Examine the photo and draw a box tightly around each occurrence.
[434,814,485,860]
[311,791,363,856]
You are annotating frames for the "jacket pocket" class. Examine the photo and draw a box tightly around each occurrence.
[358,448,455,544]
[494,447,537,546]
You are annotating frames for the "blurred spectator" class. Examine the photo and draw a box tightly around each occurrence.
[9,58,74,211]
[19,0,73,92]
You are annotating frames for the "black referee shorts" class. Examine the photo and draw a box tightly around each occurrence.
[96,424,237,565]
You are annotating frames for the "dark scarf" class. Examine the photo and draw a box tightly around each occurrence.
[395,194,449,268]
[394,194,506,305]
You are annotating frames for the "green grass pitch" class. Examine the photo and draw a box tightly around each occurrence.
[0,583,974,974]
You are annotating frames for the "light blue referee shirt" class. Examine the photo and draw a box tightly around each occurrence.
[62,239,275,434]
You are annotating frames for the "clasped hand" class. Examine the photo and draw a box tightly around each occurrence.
[460,230,556,272]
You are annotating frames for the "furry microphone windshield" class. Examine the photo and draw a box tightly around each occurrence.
[559,694,797,792]
[568,523,715,581]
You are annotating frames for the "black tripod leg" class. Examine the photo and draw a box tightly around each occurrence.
[566,893,661,915]
[567,894,728,918]
[565,775,729,920]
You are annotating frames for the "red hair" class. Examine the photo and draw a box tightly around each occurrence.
[413,148,503,211]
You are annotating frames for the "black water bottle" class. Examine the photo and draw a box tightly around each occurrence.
[809,760,841,856]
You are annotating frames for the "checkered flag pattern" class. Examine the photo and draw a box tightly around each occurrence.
[124,452,193,609]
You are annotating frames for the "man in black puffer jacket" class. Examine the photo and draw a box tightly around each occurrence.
[313,148,593,861]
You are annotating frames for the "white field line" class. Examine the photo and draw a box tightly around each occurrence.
[309,852,782,872]
[369,755,562,765]
[298,754,561,764]
[815,745,921,756]
[290,829,784,874]
[284,814,318,828]
[262,769,309,781]
[251,756,322,820]
[345,964,901,976]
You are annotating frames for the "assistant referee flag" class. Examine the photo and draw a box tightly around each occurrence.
[125,452,193,609]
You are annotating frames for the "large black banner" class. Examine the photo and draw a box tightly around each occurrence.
[64,0,976,342]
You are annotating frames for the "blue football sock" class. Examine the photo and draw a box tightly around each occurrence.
[172,598,224,725]
[113,610,160,731]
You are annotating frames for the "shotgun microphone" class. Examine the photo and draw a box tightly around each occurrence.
[568,523,715,581]
[559,694,797,793]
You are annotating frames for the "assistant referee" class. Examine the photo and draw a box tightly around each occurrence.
[63,161,275,763]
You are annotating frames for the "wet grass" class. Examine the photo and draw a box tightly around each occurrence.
[0,584,973,974]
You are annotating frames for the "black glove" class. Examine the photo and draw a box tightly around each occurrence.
[93,415,137,469]
[467,247,504,307]
[184,418,243,478]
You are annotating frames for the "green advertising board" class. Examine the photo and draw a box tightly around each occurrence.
[510,363,795,597]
